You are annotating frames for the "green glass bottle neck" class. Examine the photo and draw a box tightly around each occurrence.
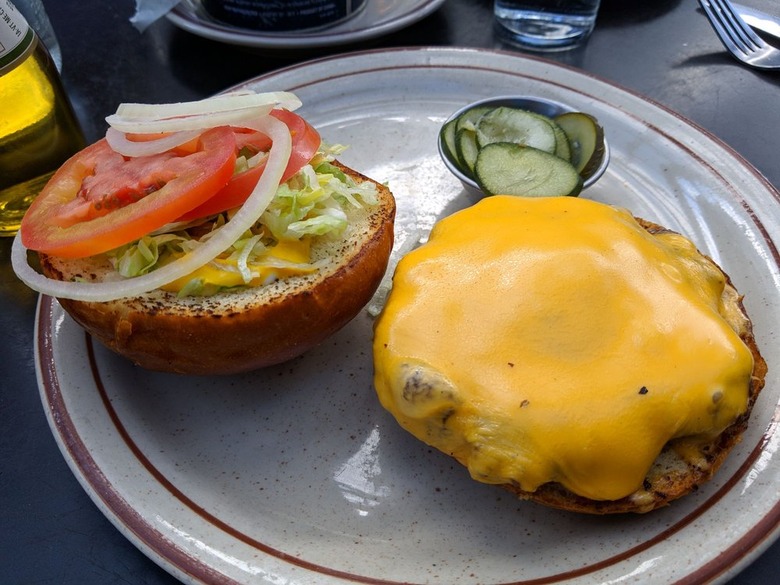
[0,1,37,75]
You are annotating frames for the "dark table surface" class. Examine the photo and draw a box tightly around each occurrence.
[2,0,780,583]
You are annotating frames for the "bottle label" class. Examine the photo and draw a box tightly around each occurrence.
[0,0,35,75]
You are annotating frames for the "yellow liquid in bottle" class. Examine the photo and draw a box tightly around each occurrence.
[0,39,84,236]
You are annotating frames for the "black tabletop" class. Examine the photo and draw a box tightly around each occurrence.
[2,1,779,583]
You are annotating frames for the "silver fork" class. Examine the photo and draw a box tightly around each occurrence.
[698,0,780,69]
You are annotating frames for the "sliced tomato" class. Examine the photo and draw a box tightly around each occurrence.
[233,127,272,153]
[271,109,321,179]
[20,126,237,258]
[177,109,321,222]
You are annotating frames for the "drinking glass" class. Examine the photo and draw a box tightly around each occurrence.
[494,0,602,51]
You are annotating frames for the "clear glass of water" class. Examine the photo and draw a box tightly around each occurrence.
[494,0,602,51]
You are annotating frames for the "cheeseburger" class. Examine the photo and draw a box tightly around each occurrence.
[372,195,765,514]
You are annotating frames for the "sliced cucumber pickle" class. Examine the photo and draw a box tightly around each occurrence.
[475,143,583,198]
[475,107,558,154]
[455,128,480,175]
[554,112,605,179]
[439,119,459,166]
[454,105,493,132]
[549,119,572,162]
[440,101,606,197]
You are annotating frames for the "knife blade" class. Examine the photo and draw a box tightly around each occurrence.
[733,2,780,39]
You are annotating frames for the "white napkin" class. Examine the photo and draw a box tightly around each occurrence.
[129,0,183,32]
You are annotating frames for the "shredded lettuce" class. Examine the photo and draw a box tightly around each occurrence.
[105,145,378,296]
[287,212,348,238]
[113,233,186,278]
[235,234,263,284]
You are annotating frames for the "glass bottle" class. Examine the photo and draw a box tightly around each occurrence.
[0,0,84,236]
[12,0,61,71]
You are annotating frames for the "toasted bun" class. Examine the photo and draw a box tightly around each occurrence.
[40,162,395,375]
[504,219,767,514]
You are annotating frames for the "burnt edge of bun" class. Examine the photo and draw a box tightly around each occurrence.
[502,217,768,514]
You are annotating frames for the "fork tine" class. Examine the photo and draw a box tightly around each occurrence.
[709,0,763,51]
[698,0,744,56]
[698,0,780,69]
[707,0,749,54]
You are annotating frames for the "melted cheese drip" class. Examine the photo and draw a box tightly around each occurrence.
[161,238,313,293]
[372,196,754,501]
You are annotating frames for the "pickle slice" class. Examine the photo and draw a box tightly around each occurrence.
[475,107,558,154]
[475,142,583,198]
[554,112,606,180]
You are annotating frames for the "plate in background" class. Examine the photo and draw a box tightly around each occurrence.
[167,0,446,50]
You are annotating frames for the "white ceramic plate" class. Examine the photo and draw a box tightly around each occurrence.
[166,0,446,50]
[36,48,780,585]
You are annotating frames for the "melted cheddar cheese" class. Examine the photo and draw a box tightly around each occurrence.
[372,196,754,501]
[161,238,314,293]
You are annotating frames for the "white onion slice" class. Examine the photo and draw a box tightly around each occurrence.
[104,90,302,155]
[11,115,292,303]
[114,90,301,120]
[106,104,276,134]
[105,127,202,158]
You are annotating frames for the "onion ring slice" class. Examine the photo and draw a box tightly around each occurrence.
[114,91,301,120]
[106,91,302,134]
[104,127,202,158]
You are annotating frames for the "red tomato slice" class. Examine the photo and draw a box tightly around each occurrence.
[271,109,321,179]
[20,126,237,258]
[233,127,272,153]
[177,109,321,222]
